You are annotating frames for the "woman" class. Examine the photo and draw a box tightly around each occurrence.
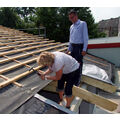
[37,51,81,109]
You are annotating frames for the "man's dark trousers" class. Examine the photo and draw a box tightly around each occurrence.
[70,43,83,86]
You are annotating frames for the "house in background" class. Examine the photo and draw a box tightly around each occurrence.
[98,17,120,37]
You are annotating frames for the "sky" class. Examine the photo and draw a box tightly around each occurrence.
[90,7,120,23]
[0,1,120,23]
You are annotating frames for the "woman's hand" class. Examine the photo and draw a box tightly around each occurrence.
[38,70,45,76]
[38,70,45,80]
[41,75,45,80]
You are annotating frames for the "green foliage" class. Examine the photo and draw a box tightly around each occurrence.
[0,7,21,28]
[0,7,106,42]
[14,7,37,30]
[35,7,106,42]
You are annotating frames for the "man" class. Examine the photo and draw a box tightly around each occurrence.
[66,10,89,84]
[37,51,81,109]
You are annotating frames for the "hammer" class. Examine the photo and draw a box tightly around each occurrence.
[29,66,41,76]
[29,65,48,80]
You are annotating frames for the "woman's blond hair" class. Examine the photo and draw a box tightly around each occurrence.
[37,52,55,66]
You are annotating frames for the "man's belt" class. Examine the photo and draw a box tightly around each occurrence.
[70,43,83,47]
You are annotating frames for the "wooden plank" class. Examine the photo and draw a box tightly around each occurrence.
[70,84,88,113]
[0,75,23,87]
[0,36,21,39]
[0,41,55,50]
[86,54,109,64]
[81,75,117,93]
[0,38,31,42]
[0,66,42,89]
[0,37,54,45]
[43,83,57,93]
[0,39,34,45]
[84,57,108,67]
[0,37,43,42]
[43,81,118,111]
[0,39,55,46]
[0,45,67,64]
[72,86,118,111]
[0,48,67,89]
[0,42,60,56]
[0,58,36,74]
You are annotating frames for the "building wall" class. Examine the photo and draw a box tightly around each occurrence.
[118,18,120,36]
[98,17,120,37]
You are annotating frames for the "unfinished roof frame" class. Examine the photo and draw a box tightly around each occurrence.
[0,25,119,113]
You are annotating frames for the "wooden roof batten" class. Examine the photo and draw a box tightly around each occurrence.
[0,25,119,113]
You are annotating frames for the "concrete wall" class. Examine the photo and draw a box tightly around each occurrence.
[88,48,120,67]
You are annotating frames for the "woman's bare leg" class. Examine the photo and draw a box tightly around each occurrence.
[59,91,64,100]
[66,96,74,107]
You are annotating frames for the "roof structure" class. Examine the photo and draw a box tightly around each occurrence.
[87,37,120,67]
[88,36,120,49]
[0,25,120,114]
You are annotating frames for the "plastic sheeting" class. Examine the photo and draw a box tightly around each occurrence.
[82,64,113,84]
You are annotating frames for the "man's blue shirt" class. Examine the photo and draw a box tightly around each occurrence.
[69,19,89,51]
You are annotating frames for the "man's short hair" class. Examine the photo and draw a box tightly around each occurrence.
[68,10,77,16]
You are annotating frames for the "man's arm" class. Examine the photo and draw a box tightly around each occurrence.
[82,21,89,56]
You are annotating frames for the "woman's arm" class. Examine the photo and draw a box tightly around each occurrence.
[38,68,53,80]
[45,68,63,81]
[44,68,53,75]
[38,68,52,76]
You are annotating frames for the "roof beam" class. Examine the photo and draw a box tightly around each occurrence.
[0,48,67,89]
[43,81,118,111]
[81,75,117,93]
[0,41,54,50]
[73,86,118,111]
[0,42,59,56]
[0,75,23,87]
[0,44,67,64]
[0,39,54,46]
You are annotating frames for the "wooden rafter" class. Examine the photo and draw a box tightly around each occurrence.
[0,75,22,87]
[0,26,119,114]
[0,44,67,64]
[43,81,118,111]
[81,75,117,93]
[0,39,55,46]
[0,48,67,89]
[84,57,108,66]
[0,42,61,56]
[0,41,56,50]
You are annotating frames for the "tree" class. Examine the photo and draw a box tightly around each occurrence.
[0,7,106,41]
[36,7,60,41]
[15,7,37,33]
[35,7,106,43]
[0,7,22,29]
[15,7,36,18]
